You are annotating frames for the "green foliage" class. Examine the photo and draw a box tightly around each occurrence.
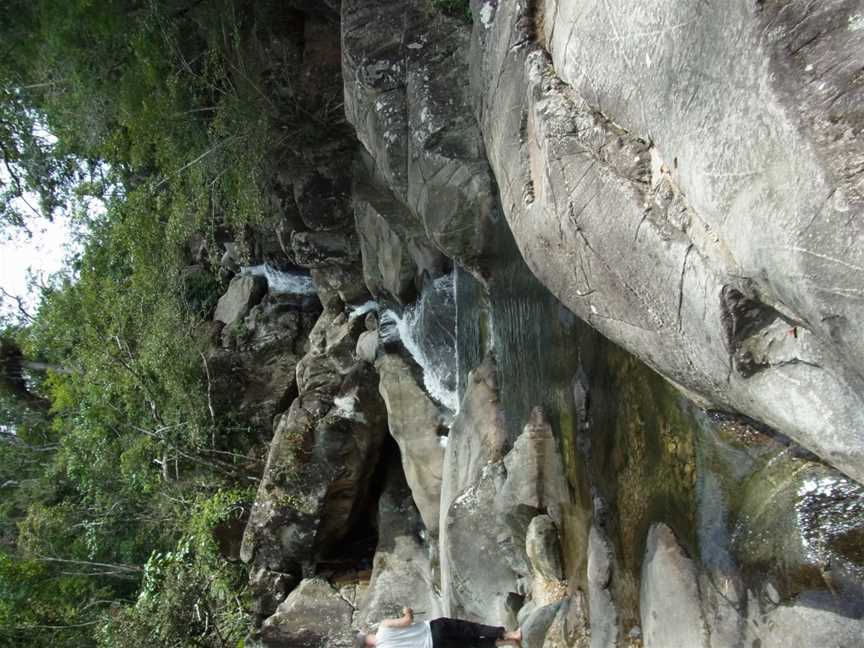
[0,2,304,646]
[186,488,253,564]
[98,490,254,648]
[98,555,249,648]
[181,266,223,319]
[431,0,472,21]
[0,549,118,648]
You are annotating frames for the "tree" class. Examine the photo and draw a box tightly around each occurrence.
[0,1,302,645]
[0,0,85,237]
[0,333,54,413]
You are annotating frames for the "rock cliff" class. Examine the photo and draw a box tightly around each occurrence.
[202,2,864,646]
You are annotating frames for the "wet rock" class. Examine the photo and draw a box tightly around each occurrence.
[731,453,864,600]
[375,353,446,532]
[500,408,570,527]
[213,274,267,328]
[521,602,561,648]
[640,523,707,648]
[755,591,864,648]
[587,526,618,648]
[380,272,458,411]
[470,0,864,485]
[260,577,355,648]
[526,515,564,581]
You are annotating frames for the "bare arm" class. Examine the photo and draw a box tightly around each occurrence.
[381,607,414,628]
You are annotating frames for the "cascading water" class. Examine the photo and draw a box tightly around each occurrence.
[241,264,317,295]
[379,272,458,412]
[348,300,380,321]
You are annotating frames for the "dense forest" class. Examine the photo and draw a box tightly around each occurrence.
[0,1,330,645]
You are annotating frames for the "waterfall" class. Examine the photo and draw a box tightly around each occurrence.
[348,300,380,321]
[241,264,317,295]
[381,272,458,412]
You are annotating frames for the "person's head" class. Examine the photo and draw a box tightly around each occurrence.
[356,631,376,647]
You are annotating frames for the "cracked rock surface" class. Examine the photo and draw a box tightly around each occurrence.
[471,0,864,485]
[226,2,864,647]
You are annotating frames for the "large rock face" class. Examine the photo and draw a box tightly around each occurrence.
[233,3,864,647]
[358,459,442,628]
[259,577,355,648]
[240,305,389,575]
[468,0,864,484]
[342,0,498,276]
[439,356,512,621]
[375,353,446,533]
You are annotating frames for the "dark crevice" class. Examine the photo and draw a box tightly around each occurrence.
[315,434,401,572]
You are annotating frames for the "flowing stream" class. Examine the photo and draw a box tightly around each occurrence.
[380,273,458,412]
[440,206,864,619]
[241,264,317,295]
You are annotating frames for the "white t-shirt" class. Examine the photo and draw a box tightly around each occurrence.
[376,621,433,648]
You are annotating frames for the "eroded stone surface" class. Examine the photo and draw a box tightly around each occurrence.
[342,0,499,276]
[375,353,446,532]
[358,460,442,628]
[469,0,864,485]
[241,306,388,575]
[640,524,707,648]
[259,577,354,648]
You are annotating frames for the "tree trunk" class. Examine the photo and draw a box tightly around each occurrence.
[0,337,64,411]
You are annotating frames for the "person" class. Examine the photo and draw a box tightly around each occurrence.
[356,607,522,648]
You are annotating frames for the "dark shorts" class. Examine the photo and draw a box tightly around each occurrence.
[429,617,505,648]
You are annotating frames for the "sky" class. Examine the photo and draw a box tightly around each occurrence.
[0,121,89,320]
[0,149,107,320]
[0,212,76,318]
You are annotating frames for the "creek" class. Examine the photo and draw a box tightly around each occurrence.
[438,209,864,627]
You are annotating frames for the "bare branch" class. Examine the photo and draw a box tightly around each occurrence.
[34,555,142,573]
[12,620,101,630]
[200,351,216,428]
[0,286,34,322]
